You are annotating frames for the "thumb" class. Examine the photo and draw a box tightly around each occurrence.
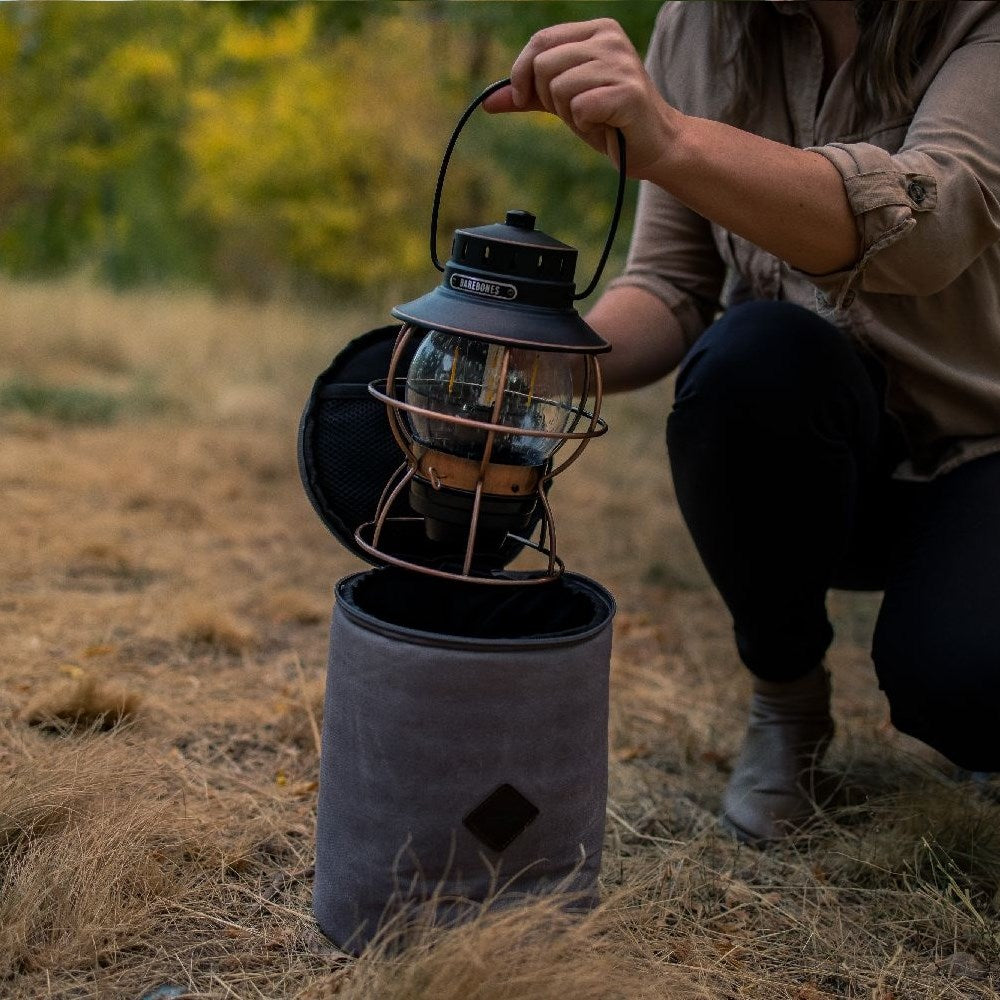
[482,83,543,114]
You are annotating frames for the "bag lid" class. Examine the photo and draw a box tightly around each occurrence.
[297,324,542,570]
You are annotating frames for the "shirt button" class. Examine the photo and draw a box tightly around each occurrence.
[907,180,927,205]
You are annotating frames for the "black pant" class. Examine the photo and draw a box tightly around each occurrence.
[666,300,1000,771]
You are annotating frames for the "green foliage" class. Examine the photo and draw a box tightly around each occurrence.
[0,3,219,285]
[0,1,658,298]
[0,370,173,425]
[0,378,123,424]
[182,8,458,296]
[437,0,662,53]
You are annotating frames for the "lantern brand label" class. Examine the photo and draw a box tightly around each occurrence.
[450,273,518,301]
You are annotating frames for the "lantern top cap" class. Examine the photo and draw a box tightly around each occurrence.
[453,211,576,256]
[392,211,610,354]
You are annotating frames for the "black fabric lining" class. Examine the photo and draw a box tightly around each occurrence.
[338,568,614,646]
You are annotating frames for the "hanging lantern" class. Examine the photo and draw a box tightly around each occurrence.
[354,82,625,584]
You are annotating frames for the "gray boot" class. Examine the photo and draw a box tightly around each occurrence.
[721,665,834,845]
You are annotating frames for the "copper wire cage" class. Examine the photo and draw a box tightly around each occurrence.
[354,322,608,584]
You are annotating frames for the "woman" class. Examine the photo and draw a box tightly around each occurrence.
[485,1,1000,843]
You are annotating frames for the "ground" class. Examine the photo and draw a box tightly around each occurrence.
[1,278,998,999]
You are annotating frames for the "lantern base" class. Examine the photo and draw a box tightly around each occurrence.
[409,477,537,547]
[354,518,566,585]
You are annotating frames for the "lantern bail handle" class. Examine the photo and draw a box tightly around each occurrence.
[430,77,627,302]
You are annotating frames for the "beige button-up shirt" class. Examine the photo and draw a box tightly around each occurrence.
[610,0,1000,478]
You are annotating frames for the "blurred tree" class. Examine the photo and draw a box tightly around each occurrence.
[227,0,388,38]
[0,3,220,285]
[0,1,661,298]
[182,8,506,297]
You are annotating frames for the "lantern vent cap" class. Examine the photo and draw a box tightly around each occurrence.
[448,209,578,285]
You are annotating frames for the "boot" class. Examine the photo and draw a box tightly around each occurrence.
[721,664,834,845]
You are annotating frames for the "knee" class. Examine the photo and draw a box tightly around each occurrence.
[674,301,854,410]
[874,620,1000,771]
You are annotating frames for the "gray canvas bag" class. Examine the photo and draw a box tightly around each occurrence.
[299,328,615,952]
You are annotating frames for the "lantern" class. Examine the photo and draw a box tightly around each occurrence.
[354,82,625,584]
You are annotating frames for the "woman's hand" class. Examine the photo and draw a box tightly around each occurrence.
[485,18,859,275]
[483,18,680,179]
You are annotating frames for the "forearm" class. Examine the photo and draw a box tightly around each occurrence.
[647,111,860,276]
[488,18,860,276]
[583,284,686,394]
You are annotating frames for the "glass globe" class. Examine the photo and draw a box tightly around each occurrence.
[404,329,574,466]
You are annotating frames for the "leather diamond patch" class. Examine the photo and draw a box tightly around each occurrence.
[463,782,540,853]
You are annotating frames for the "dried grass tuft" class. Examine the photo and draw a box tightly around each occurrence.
[22,674,141,733]
[264,588,327,626]
[179,609,258,654]
[309,894,705,1000]
[0,726,227,980]
[816,774,1000,958]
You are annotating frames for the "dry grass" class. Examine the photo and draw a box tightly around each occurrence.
[0,726,225,980]
[178,608,259,656]
[323,893,708,1000]
[21,674,142,733]
[1,276,999,998]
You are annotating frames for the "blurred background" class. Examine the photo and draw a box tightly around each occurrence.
[0,1,661,304]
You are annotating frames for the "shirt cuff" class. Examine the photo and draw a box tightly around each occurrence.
[604,272,713,351]
[801,142,938,309]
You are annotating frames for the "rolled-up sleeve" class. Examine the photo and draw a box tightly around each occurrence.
[806,23,1000,307]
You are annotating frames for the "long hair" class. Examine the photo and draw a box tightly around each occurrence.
[713,1,954,130]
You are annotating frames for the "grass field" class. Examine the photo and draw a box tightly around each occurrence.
[2,277,999,999]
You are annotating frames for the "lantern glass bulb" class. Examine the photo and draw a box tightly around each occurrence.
[405,330,573,466]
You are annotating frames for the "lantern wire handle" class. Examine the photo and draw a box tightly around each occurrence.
[430,77,627,301]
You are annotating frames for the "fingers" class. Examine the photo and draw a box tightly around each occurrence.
[545,60,617,127]
[509,18,612,109]
[485,17,661,175]
[510,19,643,127]
[482,85,532,114]
[482,70,620,163]
[569,87,625,163]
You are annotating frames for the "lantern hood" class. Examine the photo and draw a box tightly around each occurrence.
[392,211,611,354]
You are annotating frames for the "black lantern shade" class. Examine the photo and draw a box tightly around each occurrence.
[392,210,610,353]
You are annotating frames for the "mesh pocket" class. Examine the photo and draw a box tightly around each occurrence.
[310,389,408,529]
[298,327,413,562]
